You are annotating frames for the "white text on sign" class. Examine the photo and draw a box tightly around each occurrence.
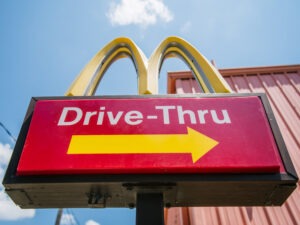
[57,106,231,126]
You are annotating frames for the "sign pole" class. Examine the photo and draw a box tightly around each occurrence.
[136,193,164,225]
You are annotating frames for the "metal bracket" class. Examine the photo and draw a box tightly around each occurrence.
[122,182,177,208]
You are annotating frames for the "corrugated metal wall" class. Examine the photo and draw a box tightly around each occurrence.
[166,65,300,225]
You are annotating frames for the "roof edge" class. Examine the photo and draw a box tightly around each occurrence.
[219,64,300,76]
[167,64,300,94]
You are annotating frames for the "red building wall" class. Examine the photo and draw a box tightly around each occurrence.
[166,64,300,225]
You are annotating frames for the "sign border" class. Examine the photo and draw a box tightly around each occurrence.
[3,93,298,208]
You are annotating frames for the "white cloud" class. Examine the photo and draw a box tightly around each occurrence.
[0,143,12,166]
[107,0,173,27]
[0,142,35,221]
[0,167,4,178]
[61,213,76,225]
[0,191,35,220]
[86,219,101,225]
[180,21,192,34]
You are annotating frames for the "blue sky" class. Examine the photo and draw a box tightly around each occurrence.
[0,0,299,225]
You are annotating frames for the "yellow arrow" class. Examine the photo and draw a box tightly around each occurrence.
[67,127,219,163]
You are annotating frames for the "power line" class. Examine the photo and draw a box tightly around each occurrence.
[67,208,81,225]
[0,122,16,142]
[55,208,81,225]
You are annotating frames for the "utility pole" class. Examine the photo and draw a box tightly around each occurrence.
[55,208,63,225]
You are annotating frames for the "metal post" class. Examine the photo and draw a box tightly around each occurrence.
[136,193,164,225]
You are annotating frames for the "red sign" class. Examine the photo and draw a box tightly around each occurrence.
[17,96,284,175]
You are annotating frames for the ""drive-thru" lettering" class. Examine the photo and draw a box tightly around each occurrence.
[57,106,231,126]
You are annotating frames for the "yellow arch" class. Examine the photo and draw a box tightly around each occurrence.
[66,36,232,96]
[66,37,149,96]
[148,36,232,93]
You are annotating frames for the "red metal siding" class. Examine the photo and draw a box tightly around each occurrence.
[167,65,300,225]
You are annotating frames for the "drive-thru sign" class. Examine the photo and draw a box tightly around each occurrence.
[3,37,297,212]
[4,94,297,208]
[17,95,283,175]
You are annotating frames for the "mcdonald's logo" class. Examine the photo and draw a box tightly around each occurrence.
[66,36,232,96]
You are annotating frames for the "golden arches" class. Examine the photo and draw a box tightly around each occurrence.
[66,37,148,96]
[148,36,232,93]
[66,36,232,96]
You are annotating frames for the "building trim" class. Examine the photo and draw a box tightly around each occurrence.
[167,64,300,94]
